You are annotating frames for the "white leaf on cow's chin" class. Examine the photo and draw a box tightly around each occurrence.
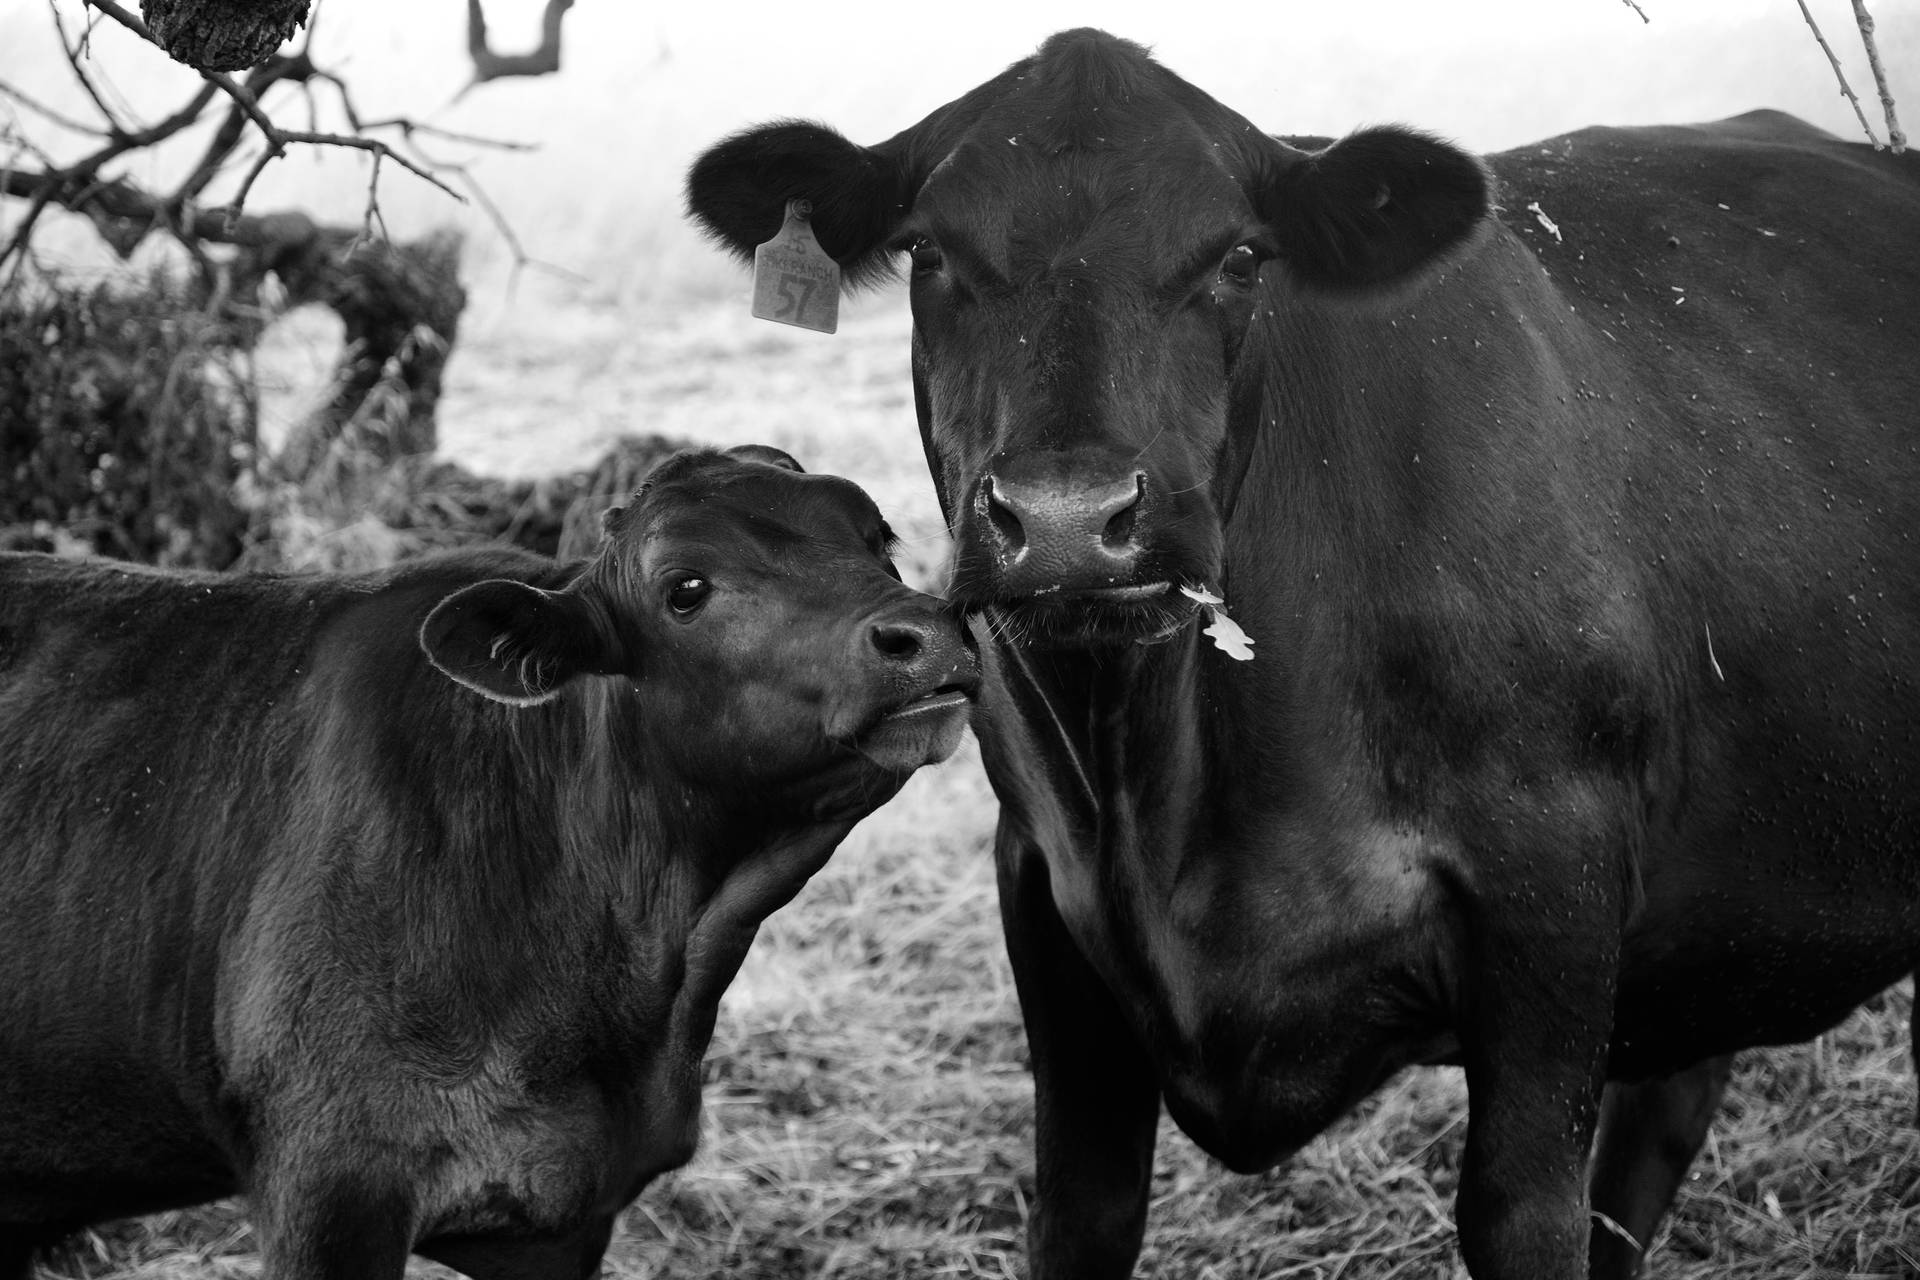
[1178,584,1225,606]
[1203,605,1256,662]
[1180,585,1254,661]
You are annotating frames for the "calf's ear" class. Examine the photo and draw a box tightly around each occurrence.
[686,120,908,287]
[1259,126,1492,293]
[724,443,805,472]
[421,580,623,707]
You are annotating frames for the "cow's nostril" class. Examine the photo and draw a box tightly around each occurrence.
[1101,473,1146,550]
[985,478,1027,553]
[870,622,925,662]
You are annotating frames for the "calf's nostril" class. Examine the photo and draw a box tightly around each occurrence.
[870,622,925,662]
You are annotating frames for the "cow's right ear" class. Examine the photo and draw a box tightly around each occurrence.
[686,120,908,287]
[420,580,623,707]
[1256,125,1492,294]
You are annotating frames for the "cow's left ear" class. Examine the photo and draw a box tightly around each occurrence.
[686,120,909,288]
[420,580,623,707]
[1259,126,1492,293]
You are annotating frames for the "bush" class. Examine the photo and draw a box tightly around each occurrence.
[0,273,254,568]
[3,269,691,575]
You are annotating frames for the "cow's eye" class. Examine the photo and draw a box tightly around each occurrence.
[908,237,944,273]
[1220,243,1262,285]
[666,576,711,616]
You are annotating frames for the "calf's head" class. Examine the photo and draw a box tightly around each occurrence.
[687,28,1491,649]
[420,446,977,802]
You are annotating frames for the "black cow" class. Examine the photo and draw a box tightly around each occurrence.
[688,29,1920,1280]
[0,445,977,1280]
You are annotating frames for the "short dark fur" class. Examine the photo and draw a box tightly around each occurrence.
[684,120,909,288]
[1259,126,1493,291]
[689,26,1920,1280]
[0,447,976,1279]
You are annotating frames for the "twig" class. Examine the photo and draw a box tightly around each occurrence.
[52,0,129,135]
[0,183,59,292]
[0,79,111,137]
[0,122,63,170]
[175,54,316,206]
[0,77,221,267]
[358,118,537,153]
[1619,0,1649,23]
[200,70,281,141]
[77,0,154,45]
[1850,0,1907,154]
[276,131,463,200]
[1796,0,1884,149]
[310,65,536,155]
[398,141,588,288]
[354,148,388,250]
[224,147,280,232]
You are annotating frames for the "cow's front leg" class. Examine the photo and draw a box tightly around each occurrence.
[1454,844,1625,1280]
[1586,1054,1734,1279]
[998,822,1160,1280]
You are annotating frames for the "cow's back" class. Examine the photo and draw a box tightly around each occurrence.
[0,548,563,1223]
[1487,110,1920,443]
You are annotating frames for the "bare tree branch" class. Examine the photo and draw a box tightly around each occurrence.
[461,0,575,99]
[70,0,466,227]
[175,52,318,205]
[1619,0,1649,24]
[1850,0,1907,154]
[8,0,555,299]
[1796,0,1884,148]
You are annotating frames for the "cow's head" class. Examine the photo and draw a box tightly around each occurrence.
[421,446,978,802]
[687,29,1491,649]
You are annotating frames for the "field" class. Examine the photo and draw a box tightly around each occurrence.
[11,3,1920,1276]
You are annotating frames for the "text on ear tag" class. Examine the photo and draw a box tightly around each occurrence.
[751,199,841,334]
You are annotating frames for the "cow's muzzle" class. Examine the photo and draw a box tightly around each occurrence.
[977,464,1146,595]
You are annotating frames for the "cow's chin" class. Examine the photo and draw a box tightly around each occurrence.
[850,688,973,773]
[980,585,1201,651]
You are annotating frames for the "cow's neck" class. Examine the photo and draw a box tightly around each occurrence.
[357,678,851,1073]
[986,627,1218,935]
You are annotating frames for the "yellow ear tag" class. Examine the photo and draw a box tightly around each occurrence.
[751,199,841,334]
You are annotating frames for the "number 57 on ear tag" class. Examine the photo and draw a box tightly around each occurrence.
[752,199,841,334]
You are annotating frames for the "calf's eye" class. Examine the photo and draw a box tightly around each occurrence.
[666,577,711,615]
[908,237,944,273]
[1220,243,1262,285]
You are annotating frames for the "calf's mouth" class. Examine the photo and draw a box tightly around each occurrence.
[853,681,976,772]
